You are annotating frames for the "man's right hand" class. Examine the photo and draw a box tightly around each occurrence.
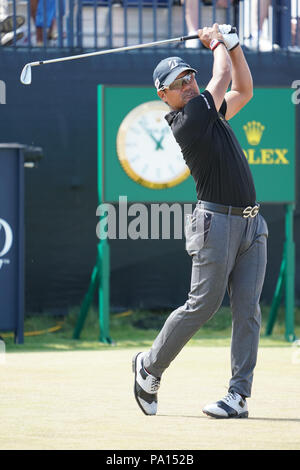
[198,23,225,49]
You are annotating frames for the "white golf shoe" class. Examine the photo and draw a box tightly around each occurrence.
[132,352,160,416]
[202,391,248,419]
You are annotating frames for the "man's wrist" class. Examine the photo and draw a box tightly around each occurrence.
[228,42,240,52]
[209,39,226,51]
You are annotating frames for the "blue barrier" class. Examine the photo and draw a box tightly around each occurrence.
[0,0,299,51]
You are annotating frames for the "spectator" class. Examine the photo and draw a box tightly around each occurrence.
[247,0,299,51]
[243,0,272,51]
[184,0,272,51]
[31,0,64,46]
[184,0,235,48]
[291,0,300,49]
[0,0,25,46]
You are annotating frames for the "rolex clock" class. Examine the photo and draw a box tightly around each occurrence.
[116,101,190,189]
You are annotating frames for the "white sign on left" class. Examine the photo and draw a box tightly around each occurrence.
[0,218,13,269]
[0,80,6,105]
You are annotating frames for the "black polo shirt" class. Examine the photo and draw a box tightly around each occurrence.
[165,90,256,207]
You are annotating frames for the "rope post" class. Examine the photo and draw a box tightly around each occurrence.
[285,203,296,342]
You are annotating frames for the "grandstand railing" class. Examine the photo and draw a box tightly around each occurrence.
[2,0,299,51]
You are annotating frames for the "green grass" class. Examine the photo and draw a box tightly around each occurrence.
[1,305,299,352]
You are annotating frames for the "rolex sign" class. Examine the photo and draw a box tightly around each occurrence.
[230,88,295,203]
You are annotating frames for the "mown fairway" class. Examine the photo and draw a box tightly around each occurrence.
[1,346,299,450]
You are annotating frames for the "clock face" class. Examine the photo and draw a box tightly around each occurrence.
[116,101,190,189]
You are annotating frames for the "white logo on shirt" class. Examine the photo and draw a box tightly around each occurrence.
[200,94,211,109]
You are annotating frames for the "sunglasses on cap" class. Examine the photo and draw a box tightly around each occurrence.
[160,72,195,91]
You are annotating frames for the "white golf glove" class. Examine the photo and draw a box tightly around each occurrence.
[218,24,239,51]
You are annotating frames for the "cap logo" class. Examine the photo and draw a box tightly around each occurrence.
[168,59,178,70]
[155,78,160,89]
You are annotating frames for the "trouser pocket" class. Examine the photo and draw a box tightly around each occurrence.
[185,208,213,256]
[258,214,269,239]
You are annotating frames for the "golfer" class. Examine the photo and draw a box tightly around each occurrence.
[133,24,268,419]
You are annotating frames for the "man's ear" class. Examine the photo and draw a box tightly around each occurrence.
[157,90,167,104]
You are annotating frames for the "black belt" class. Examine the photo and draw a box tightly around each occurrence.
[197,201,260,218]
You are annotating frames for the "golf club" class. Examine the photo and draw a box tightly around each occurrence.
[20,27,237,86]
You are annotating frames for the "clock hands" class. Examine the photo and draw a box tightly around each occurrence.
[138,115,170,151]
[139,122,165,150]
[156,127,170,150]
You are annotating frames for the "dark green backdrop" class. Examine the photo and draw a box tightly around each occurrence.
[100,86,295,203]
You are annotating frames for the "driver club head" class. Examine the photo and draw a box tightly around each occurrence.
[20,63,32,85]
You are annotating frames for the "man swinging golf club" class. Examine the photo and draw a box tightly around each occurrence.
[132,24,268,419]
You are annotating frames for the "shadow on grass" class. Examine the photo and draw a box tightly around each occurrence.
[158,414,300,423]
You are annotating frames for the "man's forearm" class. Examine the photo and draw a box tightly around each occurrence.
[206,43,232,112]
[213,43,232,78]
[229,45,253,97]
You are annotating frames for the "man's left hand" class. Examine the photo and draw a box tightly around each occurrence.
[218,24,240,51]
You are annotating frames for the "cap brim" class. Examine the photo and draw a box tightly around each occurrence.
[163,66,197,87]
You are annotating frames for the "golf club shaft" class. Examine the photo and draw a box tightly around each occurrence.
[28,34,202,68]
[20,26,237,84]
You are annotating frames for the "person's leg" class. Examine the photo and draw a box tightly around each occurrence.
[35,0,45,44]
[259,0,271,31]
[35,26,43,43]
[250,0,270,34]
[31,0,43,44]
[143,210,245,378]
[144,255,227,376]
[291,1,300,46]
[227,214,268,398]
[185,0,198,34]
[291,17,300,46]
[244,0,272,50]
[202,213,268,418]
[30,0,39,21]
[184,0,200,48]
[46,0,57,39]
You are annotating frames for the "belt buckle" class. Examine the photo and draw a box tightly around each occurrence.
[243,205,259,218]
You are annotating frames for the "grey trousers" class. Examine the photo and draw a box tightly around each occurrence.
[143,203,268,398]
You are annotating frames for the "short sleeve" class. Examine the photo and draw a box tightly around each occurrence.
[172,91,218,139]
[219,98,227,117]
[200,90,217,113]
[186,90,219,123]
[202,89,227,118]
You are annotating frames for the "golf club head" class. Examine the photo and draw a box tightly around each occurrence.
[20,63,32,85]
